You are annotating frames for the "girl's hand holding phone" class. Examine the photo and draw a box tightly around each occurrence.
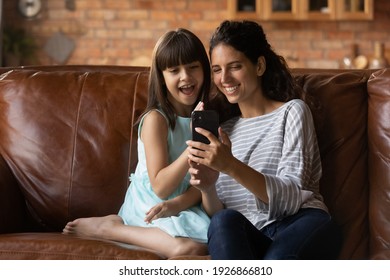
[188,159,219,191]
[193,101,204,111]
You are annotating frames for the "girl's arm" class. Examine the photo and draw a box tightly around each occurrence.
[142,111,189,199]
[144,186,201,223]
[188,160,224,216]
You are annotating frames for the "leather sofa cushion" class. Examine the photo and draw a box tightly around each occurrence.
[0,69,148,231]
[0,233,163,260]
[367,68,390,259]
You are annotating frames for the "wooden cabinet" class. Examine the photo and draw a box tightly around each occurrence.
[263,0,300,20]
[227,0,261,20]
[228,0,373,21]
[299,0,336,20]
[336,0,373,20]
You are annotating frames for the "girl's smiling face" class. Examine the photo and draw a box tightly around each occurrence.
[162,61,204,117]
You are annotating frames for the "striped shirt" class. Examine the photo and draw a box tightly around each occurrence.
[216,99,328,230]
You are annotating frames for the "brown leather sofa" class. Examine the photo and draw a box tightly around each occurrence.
[0,65,389,260]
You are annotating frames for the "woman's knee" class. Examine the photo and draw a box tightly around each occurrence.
[209,209,243,229]
[208,209,247,241]
[289,209,343,259]
[307,217,343,259]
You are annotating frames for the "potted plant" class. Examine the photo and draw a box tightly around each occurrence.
[2,26,37,66]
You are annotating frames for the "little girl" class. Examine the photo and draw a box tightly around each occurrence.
[63,28,211,258]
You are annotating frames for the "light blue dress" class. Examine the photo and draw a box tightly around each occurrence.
[118,109,210,243]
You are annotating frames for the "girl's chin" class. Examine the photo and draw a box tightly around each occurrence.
[183,94,197,100]
[183,98,198,106]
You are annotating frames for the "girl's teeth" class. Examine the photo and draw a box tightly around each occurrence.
[180,85,194,94]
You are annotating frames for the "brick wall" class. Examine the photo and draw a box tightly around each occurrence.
[2,0,390,68]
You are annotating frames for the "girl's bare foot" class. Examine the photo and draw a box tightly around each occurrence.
[62,214,124,240]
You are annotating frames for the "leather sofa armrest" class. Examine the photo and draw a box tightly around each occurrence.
[367,68,390,259]
[0,155,28,233]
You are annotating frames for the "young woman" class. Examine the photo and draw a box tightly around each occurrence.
[187,20,342,260]
[63,28,211,259]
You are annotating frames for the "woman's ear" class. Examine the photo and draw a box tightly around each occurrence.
[257,56,266,76]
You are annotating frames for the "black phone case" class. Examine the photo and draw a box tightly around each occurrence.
[192,110,219,144]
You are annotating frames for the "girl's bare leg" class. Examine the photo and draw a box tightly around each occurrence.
[63,215,207,258]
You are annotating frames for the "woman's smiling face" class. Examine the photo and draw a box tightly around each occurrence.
[211,44,262,105]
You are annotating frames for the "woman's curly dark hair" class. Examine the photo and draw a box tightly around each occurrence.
[209,20,316,121]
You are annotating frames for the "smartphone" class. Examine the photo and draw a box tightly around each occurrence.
[191,110,219,144]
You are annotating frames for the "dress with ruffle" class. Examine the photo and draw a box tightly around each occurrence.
[118,110,210,243]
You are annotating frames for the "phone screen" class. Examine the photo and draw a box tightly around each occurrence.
[191,110,219,144]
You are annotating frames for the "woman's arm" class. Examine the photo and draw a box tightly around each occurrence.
[187,127,269,204]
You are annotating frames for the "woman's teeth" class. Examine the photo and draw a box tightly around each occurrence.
[225,86,238,94]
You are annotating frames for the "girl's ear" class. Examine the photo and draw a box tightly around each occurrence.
[257,56,266,76]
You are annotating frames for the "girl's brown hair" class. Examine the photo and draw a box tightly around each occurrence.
[141,28,211,129]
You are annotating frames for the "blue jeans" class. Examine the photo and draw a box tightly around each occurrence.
[207,208,342,260]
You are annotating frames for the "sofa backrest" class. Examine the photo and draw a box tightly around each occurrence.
[296,69,374,259]
[0,66,149,231]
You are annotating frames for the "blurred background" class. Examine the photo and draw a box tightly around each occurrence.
[0,0,389,68]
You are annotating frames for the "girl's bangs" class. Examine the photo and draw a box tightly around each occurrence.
[157,40,199,70]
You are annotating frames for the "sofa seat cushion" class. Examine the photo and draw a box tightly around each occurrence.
[0,232,164,260]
